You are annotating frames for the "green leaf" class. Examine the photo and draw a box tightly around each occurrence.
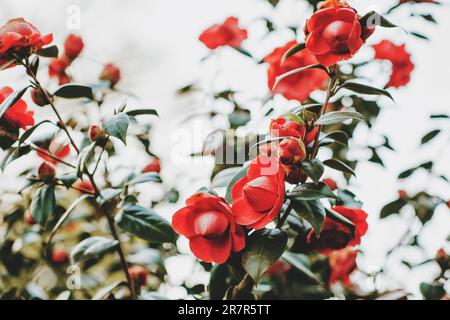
[102,113,130,144]
[420,282,446,300]
[380,198,407,219]
[292,199,326,236]
[281,252,320,283]
[421,129,440,144]
[92,281,126,300]
[430,114,448,119]
[411,32,429,40]
[323,159,356,176]
[53,84,94,99]
[325,207,355,237]
[30,184,56,225]
[242,228,288,283]
[359,11,400,29]
[126,172,162,186]
[299,159,324,184]
[209,264,230,300]
[273,64,330,91]
[76,142,96,178]
[398,167,416,179]
[315,111,366,126]
[320,130,349,146]
[35,45,59,58]
[70,236,118,264]
[97,188,121,206]
[0,86,30,118]
[125,109,159,117]
[57,173,78,188]
[338,81,394,101]
[280,42,306,64]
[0,145,31,172]
[115,205,177,244]
[288,182,337,200]
[225,165,248,203]
[19,120,52,144]
[228,108,251,128]
[211,167,243,188]
[232,46,254,59]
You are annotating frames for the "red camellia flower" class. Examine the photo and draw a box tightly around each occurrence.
[199,17,247,50]
[270,117,317,146]
[37,139,70,164]
[304,0,373,66]
[373,40,414,88]
[128,265,148,287]
[172,192,245,263]
[0,18,52,66]
[0,86,34,129]
[307,205,368,254]
[48,56,71,85]
[264,41,328,101]
[64,34,84,60]
[327,247,357,286]
[231,155,285,229]
[38,161,56,179]
[278,138,306,165]
[143,158,161,174]
[100,63,121,87]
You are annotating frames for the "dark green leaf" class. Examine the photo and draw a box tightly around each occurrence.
[411,32,429,40]
[0,145,31,172]
[380,198,407,219]
[338,81,394,101]
[430,114,448,119]
[209,264,230,300]
[323,159,355,176]
[126,173,162,186]
[292,199,325,236]
[242,228,288,283]
[102,113,129,144]
[320,131,349,145]
[115,205,177,244]
[71,236,118,264]
[125,109,159,117]
[398,167,416,179]
[280,42,306,64]
[228,109,251,128]
[421,129,440,144]
[0,86,30,119]
[97,188,121,206]
[30,184,55,225]
[58,173,78,188]
[76,142,96,178]
[53,84,94,99]
[299,159,324,184]
[315,111,366,126]
[282,252,320,283]
[36,45,59,58]
[19,120,52,144]
[360,11,400,29]
[288,182,337,200]
[325,207,355,237]
[420,282,446,300]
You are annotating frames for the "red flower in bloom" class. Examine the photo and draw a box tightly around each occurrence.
[73,180,95,194]
[0,86,34,129]
[172,192,245,263]
[128,265,148,287]
[264,41,328,101]
[143,158,161,174]
[64,34,84,60]
[0,18,52,66]
[327,247,357,286]
[100,63,121,87]
[37,139,70,164]
[323,178,337,191]
[270,117,317,146]
[278,138,306,165]
[231,155,285,229]
[51,250,69,265]
[48,56,71,84]
[307,206,368,254]
[304,0,372,66]
[199,17,247,50]
[373,40,414,88]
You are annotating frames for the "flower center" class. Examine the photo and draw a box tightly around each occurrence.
[194,211,229,238]
[243,176,277,212]
[322,20,352,50]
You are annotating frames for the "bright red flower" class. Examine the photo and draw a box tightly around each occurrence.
[64,34,84,60]
[73,180,95,194]
[304,1,371,66]
[48,56,71,84]
[264,41,328,101]
[38,161,56,179]
[278,138,306,165]
[128,265,148,287]
[100,63,121,87]
[172,192,245,263]
[270,117,317,146]
[0,86,34,129]
[307,206,368,254]
[373,40,414,88]
[0,18,52,66]
[231,155,285,229]
[199,17,247,50]
[323,178,337,191]
[37,139,70,164]
[51,250,69,265]
[327,247,357,286]
[143,159,161,174]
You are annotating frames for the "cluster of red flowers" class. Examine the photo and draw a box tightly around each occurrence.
[48,34,84,84]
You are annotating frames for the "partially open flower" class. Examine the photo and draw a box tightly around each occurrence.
[64,34,84,60]
[100,63,121,87]
[143,158,161,174]
[278,138,306,165]
[199,17,247,50]
[172,192,245,263]
[38,161,56,180]
[30,88,50,106]
[327,247,357,287]
[73,180,95,194]
[128,265,148,287]
[37,139,70,164]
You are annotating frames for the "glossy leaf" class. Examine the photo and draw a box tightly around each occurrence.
[30,184,55,225]
[315,111,366,126]
[288,182,337,200]
[338,81,394,101]
[53,84,94,99]
[299,159,324,184]
[102,113,130,144]
[323,159,355,176]
[71,236,118,264]
[292,199,326,236]
[0,86,30,119]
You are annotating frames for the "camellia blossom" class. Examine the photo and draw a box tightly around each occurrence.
[128,265,148,287]
[143,158,161,173]
[0,86,34,129]
[48,56,70,84]
[172,192,245,263]
[100,63,121,87]
[304,0,374,66]
[199,17,247,50]
[327,247,357,286]
[278,138,306,165]
[37,139,70,164]
[0,18,52,67]
[372,40,414,88]
[231,155,285,229]
[264,41,328,101]
[307,206,368,254]
[270,116,318,146]
[64,34,84,60]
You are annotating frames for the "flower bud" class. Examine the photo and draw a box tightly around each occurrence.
[64,34,84,60]
[38,161,56,180]
[143,159,161,173]
[99,63,121,87]
[128,265,148,287]
[323,178,337,191]
[25,213,36,226]
[398,190,408,199]
[31,88,50,106]
[278,138,306,165]
[51,250,69,265]
[88,124,104,141]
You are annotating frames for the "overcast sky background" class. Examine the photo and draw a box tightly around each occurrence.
[0,0,449,298]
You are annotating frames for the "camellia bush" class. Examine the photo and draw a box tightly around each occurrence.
[0,0,448,301]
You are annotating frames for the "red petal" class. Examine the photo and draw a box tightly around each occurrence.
[189,234,231,264]
[243,176,277,212]
[231,175,248,203]
[232,225,246,252]
[172,206,196,237]
[193,211,229,237]
[306,30,331,55]
[232,198,263,226]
